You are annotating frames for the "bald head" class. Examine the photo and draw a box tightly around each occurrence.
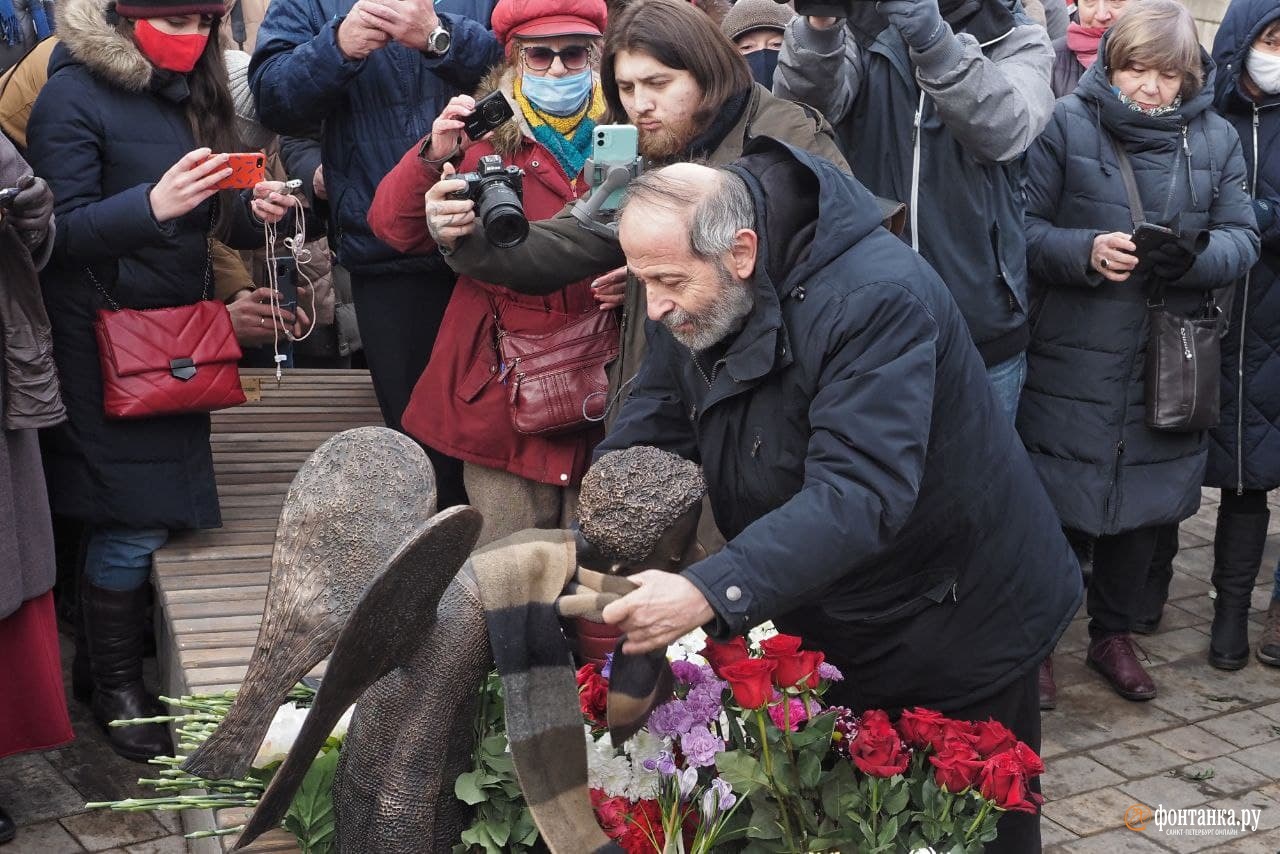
[619,163,756,263]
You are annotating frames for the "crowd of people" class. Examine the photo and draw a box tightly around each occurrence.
[1,0,1278,849]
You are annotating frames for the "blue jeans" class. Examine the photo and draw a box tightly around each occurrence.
[84,527,170,591]
[987,351,1027,425]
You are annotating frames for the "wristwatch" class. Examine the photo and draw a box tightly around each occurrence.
[423,22,451,55]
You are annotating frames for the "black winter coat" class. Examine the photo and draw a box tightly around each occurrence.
[26,0,264,530]
[597,141,1082,713]
[1018,39,1259,537]
[1207,0,1280,492]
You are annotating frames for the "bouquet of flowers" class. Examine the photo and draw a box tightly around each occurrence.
[463,624,1045,854]
[86,686,351,854]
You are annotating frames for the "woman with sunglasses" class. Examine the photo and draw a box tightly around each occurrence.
[369,0,613,635]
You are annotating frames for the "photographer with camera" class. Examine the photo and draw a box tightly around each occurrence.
[431,0,853,422]
[367,0,613,560]
[774,0,1055,424]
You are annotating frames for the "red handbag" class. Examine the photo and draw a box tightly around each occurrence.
[88,248,246,420]
[494,306,620,437]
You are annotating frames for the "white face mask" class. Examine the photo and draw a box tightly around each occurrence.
[1246,47,1280,95]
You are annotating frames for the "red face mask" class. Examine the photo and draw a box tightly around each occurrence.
[133,18,209,73]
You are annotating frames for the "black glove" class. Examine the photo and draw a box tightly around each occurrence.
[8,174,53,240]
[1146,230,1208,283]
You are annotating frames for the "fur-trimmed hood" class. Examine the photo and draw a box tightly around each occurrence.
[473,63,603,159]
[57,0,155,91]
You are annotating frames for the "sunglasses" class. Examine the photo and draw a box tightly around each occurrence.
[521,45,591,72]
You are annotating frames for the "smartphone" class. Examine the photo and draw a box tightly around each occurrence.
[209,152,266,190]
[463,90,515,141]
[1132,223,1177,259]
[590,125,639,212]
[0,187,19,210]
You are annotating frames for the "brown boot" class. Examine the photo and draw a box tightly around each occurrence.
[1038,658,1056,710]
[1087,633,1156,701]
[1259,600,1280,667]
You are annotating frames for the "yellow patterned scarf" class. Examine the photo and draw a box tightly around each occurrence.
[513,73,605,181]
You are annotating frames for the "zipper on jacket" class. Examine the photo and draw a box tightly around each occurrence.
[1181,126,1198,208]
[1104,440,1126,526]
[1235,106,1262,495]
[910,91,926,253]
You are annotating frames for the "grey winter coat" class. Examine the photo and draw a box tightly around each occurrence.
[774,4,1055,365]
[1050,37,1085,98]
[1,131,59,620]
[1017,41,1259,537]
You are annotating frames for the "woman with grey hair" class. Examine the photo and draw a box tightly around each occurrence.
[1018,0,1259,704]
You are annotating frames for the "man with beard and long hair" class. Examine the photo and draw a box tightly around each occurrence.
[775,0,1055,427]
[432,0,888,418]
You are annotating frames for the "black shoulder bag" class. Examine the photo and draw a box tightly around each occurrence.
[1108,136,1222,432]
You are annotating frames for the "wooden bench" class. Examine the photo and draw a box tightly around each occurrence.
[149,369,384,853]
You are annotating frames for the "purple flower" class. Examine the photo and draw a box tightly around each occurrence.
[678,766,699,800]
[818,662,844,682]
[647,699,696,738]
[641,750,677,776]
[670,660,705,686]
[601,653,614,681]
[683,680,727,727]
[679,725,725,768]
[699,775,737,823]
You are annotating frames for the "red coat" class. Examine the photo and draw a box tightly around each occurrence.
[368,77,607,486]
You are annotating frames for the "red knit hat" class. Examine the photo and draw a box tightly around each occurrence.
[490,0,607,48]
[114,0,226,18]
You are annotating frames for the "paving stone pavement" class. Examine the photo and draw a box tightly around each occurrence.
[2,488,1278,852]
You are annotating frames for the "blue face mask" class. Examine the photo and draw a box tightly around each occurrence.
[522,68,593,116]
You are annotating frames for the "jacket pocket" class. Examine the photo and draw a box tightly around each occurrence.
[821,568,958,627]
[456,344,498,403]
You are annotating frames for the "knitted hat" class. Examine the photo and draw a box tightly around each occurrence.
[491,0,607,48]
[720,0,793,42]
[224,50,275,150]
[115,0,227,19]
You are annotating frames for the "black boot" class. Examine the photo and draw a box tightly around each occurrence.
[1209,509,1269,671]
[81,582,173,761]
[1133,525,1179,634]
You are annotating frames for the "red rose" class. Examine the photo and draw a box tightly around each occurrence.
[1011,741,1045,777]
[977,749,1044,814]
[719,658,778,709]
[577,663,609,725]
[928,733,984,793]
[772,649,825,691]
[896,707,952,751]
[967,719,1018,758]
[849,709,911,778]
[759,634,803,659]
[590,789,630,839]
[699,636,750,677]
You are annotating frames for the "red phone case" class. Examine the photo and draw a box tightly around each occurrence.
[211,153,266,190]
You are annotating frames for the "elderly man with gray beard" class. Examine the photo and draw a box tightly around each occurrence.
[590,139,1082,853]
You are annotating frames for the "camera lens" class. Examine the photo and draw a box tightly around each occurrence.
[477,180,528,248]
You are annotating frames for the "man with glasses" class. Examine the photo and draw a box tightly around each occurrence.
[248,0,502,508]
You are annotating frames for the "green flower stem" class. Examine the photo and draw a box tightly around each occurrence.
[965,800,994,840]
[755,709,798,849]
[868,777,880,836]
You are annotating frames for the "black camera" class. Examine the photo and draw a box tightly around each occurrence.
[789,0,866,15]
[448,154,528,249]
[463,90,516,141]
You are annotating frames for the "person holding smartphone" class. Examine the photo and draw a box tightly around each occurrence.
[1018,0,1258,705]
[24,0,297,763]
[368,0,616,664]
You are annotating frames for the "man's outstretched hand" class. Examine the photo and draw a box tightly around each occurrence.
[601,570,714,654]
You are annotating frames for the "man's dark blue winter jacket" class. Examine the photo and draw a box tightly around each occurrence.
[249,0,501,276]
